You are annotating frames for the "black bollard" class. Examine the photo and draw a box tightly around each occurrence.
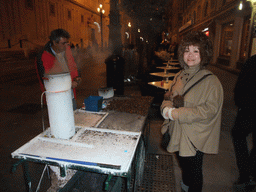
[19,40,22,48]
[105,54,125,96]
[8,39,11,48]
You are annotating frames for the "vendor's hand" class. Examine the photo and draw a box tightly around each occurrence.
[72,81,78,88]
[74,77,82,84]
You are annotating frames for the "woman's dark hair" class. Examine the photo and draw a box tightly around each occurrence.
[178,31,213,69]
[49,28,70,44]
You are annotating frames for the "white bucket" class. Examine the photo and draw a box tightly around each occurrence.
[44,73,75,139]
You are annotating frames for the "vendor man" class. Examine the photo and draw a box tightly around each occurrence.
[35,28,81,109]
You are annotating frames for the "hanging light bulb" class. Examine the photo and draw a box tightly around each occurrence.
[239,1,243,10]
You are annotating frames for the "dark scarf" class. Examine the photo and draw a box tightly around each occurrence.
[36,41,54,82]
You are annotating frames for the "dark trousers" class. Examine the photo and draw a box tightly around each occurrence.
[175,151,204,192]
[72,98,77,111]
[231,108,256,181]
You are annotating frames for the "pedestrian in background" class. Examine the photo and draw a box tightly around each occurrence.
[232,54,256,190]
[35,28,81,109]
[160,31,223,192]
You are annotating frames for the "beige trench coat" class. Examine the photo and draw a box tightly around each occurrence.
[161,67,224,157]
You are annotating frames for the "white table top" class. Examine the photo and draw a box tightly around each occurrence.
[163,62,180,66]
[156,66,180,70]
[169,59,179,62]
[12,127,141,174]
[148,81,172,90]
[150,72,176,78]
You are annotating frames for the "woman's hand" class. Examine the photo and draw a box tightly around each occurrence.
[170,109,178,120]
[165,108,178,120]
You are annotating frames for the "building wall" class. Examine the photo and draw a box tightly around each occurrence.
[170,0,252,70]
[0,0,110,51]
[167,0,183,44]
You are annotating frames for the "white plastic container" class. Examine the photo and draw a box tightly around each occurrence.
[44,72,75,139]
[98,87,114,99]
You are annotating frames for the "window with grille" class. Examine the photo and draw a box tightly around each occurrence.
[25,0,34,10]
[49,3,55,17]
[68,10,72,20]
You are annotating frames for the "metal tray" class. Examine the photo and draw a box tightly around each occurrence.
[11,127,141,175]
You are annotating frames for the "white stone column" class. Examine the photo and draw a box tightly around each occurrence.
[249,2,256,56]
[230,17,244,69]
[212,21,222,65]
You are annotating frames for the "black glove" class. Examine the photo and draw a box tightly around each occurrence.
[173,95,184,108]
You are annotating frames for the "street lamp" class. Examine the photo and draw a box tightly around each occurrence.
[128,22,131,44]
[97,4,105,51]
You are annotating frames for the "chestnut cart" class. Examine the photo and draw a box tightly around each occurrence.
[11,98,150,192]
[11,127,144,191]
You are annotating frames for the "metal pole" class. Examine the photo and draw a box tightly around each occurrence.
[8,39,11,48]
[101,12,103,51]
[20,40,22,48]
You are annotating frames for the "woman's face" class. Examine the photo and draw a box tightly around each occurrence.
[183,45,201,67]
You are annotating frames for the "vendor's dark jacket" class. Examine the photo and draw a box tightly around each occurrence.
[35,41,53,91]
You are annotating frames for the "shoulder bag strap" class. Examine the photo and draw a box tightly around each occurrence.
[182,74,213,97]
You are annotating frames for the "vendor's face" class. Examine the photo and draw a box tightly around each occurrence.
[183,45,201,67]
[53,37,69,53]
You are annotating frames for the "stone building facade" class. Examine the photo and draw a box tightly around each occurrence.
[0,0,110,51]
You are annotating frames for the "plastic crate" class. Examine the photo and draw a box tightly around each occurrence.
[84,96,103,112]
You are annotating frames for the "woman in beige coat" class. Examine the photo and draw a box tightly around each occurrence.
[160,31,223,192]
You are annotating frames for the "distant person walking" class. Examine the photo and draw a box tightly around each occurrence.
[232,54,256,190]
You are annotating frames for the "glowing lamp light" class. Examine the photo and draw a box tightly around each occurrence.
[202,28,209,32]
[246,0,256,3]
[239,1,243,10]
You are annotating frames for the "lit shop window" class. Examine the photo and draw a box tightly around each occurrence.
[240,16,250,61]
[220,21,234,57]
